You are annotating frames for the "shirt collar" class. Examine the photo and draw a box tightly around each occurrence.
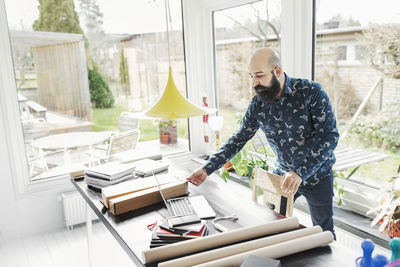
[282,73,292,96]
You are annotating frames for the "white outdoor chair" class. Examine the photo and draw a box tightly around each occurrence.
[117,112,140,131]
[89,129,140,164]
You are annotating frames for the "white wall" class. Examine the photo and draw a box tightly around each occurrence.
[0,0,75,241]
[0,120,73,240]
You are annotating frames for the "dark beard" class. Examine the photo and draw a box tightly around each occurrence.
[254,73,281,103]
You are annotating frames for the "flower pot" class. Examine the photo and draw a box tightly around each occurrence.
[223,161,234,171]
[160,133,169,144]
[159,120,178,145]
[385,221,400,238]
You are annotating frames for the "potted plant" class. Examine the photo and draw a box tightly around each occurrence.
[219,149,269,182]
[219,112,269,182]
[158,119,178,145]
[368,173,400,238]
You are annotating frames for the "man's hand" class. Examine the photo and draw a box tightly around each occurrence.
[186,168,208,186]
[281,171,302,195]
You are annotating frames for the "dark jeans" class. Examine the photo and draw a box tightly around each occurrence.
[280,171,335,239]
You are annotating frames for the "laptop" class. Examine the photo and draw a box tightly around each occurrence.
[152,172,216,227]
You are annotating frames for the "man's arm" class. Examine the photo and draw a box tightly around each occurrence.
[187,97,261,185]
[294,82,339,181]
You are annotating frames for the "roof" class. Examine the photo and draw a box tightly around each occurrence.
[9,30,84,47]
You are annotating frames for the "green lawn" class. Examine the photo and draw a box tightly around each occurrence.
[91,103,129,131]
[340,134,400,181]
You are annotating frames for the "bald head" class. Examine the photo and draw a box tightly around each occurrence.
[248,48,285,101]
[249,48,281,70]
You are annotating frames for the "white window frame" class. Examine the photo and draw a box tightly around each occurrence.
[182,0,313,154]
[0,0,73,197]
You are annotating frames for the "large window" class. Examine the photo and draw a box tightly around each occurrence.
[315,0,400,206]
[4,0,188,181]
[213,0,281,149]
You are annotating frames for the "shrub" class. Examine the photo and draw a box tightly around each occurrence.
[88,68,114,109]
[350,104,400,152]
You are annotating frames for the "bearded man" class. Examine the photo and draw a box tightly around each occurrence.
[186,47,339,238]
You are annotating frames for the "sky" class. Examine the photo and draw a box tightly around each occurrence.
[4,0,400,34]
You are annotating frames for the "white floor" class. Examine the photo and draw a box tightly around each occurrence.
[0,220,135,267]
[0,208,391,267]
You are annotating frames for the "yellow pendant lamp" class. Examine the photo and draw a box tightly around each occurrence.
[143,0,209,120]
[144,67,208,119]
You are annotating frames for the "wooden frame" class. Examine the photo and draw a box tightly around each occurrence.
[252,167,294,217]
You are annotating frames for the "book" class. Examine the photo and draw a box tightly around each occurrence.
[133,159,169,177]
[114,150,162,164]
[155,222,207,239]
[84,162,136,180]
[149,224,209,248]
[85,173,134,187]
[87,184,102,193]
[172,220,208,232]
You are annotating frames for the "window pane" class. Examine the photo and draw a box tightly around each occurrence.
[315,1,400,184]
[315,0,400,121]
[213,0,281,155]
[5,0,188,181]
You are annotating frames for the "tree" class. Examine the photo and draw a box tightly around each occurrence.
[79,0,105,66]
[119,48,131,96]
[33,0,114,109]
[359,24,400,79]
[88,67,114,108]
[222,1,280,47]
[33,0,84,34]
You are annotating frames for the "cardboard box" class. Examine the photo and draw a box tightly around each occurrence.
[109,181,188,215]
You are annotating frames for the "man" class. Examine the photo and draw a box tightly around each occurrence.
[186,48,339,237]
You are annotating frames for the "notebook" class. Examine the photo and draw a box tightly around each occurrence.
[85,162,136,180]
[155,223,207,239]
[85,173,134,187]
[134,159,169,177]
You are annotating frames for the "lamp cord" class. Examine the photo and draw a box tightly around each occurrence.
[164,0,171,67]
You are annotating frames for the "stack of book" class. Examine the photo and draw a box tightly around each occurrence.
[84,162,136,192]
[150,220,208,248]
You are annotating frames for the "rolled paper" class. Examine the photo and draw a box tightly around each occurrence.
[142,216,299,263]
[194,231,334,267]
[159,226,322,267]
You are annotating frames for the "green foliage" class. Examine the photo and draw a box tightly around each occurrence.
[333,169,359,206]
[349,105,400,152]
[33,0,84,34]
[231,149,249,177]
[220,169,230,183]
[88,68,114,108]
[219,112,269,182]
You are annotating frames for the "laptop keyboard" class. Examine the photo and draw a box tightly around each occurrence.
[169,197,195,216]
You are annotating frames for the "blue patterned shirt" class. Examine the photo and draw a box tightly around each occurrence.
[202,74,339,186]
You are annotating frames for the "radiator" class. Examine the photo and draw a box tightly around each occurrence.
[61,191,97,229]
